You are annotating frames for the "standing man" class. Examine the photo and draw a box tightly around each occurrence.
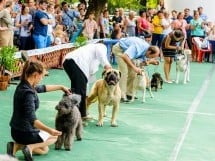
[184,8,193,49]
[32,0,53,49]
[0,0,14,47]
[63,43,112,121]
[112,37,160,102]
[61,1,80,40]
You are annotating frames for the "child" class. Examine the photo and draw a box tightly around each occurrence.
[53,24,69,45]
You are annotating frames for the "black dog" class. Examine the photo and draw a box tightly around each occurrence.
[55,94,83,151]
[151,72,163,91]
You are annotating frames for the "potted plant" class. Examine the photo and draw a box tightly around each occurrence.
[0,46,18,90]
[74,36,88,47]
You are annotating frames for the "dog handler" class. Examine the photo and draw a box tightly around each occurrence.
[7,61,71,161]
[112,36,160,102]
[63,43,112,120]
[161,28,185,83]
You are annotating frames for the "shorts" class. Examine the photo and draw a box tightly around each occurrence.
[162,49,177,58]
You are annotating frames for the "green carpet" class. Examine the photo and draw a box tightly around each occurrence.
[0,62,215,161]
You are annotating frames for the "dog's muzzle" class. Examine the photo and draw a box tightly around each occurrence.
[105,72,119,86]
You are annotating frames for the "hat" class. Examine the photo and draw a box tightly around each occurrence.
[172,29,184,41]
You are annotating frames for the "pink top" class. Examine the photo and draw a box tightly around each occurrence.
[173,19,187,37]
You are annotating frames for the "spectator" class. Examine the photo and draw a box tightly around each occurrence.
[197,6,208,22]
[15,5,33,50]
[184,8,193,49]
[111,23,123,39]
[53,24,69,45]
[99,9,110,38]
[190,10,205,61]
[61,1,80,40]
[124,11,136,37]
[112,9,123,26]
[161,11,173,37]
[137,10,149,36]
[32,0,52,49]
[173,12,187,38]
[7,60,70,161]
[0,0,14,47]
[112,37,160,102]
[171,10,177,21]
[82,12,97,40]
[46,3,55,47]
[151,10,164,49]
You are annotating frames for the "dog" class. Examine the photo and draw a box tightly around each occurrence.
[87,69,121,127]
[132,59,154,103]
[55,94,83,150]
[151,72,163,91]
[175,49,191,84]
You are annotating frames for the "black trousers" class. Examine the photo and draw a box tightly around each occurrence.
[63,59,88,117]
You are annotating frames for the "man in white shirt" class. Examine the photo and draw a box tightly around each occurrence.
[63,43,112,121]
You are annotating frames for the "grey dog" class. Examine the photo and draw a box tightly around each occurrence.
[55,94,83,150]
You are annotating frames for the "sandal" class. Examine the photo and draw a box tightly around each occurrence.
[7,142,15,157]
[22,145,33,161]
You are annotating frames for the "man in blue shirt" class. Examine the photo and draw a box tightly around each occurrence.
[33,0,53,49]
[61,1,80,40]
[112,37,160,102]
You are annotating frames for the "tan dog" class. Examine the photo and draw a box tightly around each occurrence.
[87,69,121,127]
[133,59,154,103]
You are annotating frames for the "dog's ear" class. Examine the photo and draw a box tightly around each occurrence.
[118,71,121,78]
[70,94,81,106]
[102,70,106,78]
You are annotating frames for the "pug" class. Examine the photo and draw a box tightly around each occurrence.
[87,69,121,127]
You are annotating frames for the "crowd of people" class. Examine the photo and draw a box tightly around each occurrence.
[1,0,215,160]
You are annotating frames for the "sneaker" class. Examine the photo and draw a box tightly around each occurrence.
[7,142,14,157]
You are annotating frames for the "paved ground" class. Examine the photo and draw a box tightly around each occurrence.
[0,61,215,161]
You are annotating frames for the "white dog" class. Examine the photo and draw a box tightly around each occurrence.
[132,59,154,103]
[175,49,191,84]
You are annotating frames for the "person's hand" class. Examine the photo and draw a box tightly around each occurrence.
[176,46,182,50]
[50,128,62,136]
[150,59,159,65]
[134,66,142,75]
[61,86,72,95]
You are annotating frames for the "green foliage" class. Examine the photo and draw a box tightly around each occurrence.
[74,36,88,47]
[0,46,18,75]
[147,0,158,9]
[108,0,158,12]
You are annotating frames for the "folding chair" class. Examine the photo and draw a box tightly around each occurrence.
[192,37,212,63]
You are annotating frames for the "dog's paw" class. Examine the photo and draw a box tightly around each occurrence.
[77,137,82,141]
[65,148,71,151]
[111,123,118,127]
[175,81,179,84]
[96,121,103,127]
[55,146,61,150]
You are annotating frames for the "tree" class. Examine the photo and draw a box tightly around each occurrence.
[84,0,107,21]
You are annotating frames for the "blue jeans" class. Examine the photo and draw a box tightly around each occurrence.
[33,34,48,49]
